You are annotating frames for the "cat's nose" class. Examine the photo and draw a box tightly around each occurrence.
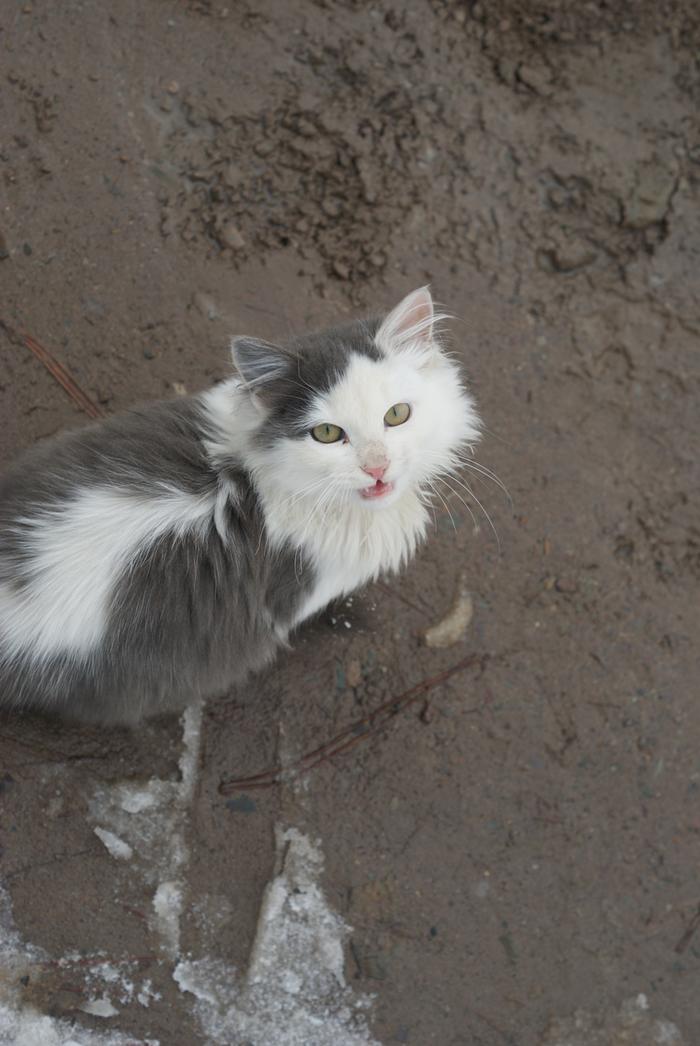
[362,463,388,481]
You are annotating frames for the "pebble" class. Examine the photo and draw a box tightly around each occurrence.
[518,62,555,96]
[346,659,363,689]
[332,260,350,280]
[219,223,245,250]
[322,197,342,218]
[555,576,578,594]
[551,241,597,273]
[192,291,219,320]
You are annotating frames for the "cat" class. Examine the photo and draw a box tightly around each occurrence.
[0,287,480,724]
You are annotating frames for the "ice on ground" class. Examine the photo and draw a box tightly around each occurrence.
[0,883,158,1046]
[174,826,379,1046]
[93,828,133,862]
[89,702,203,957]
[540,992,685,1045]
[80,996,119,1019]
[152,880,184,958]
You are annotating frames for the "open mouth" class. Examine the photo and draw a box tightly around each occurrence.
[359,479,394,500]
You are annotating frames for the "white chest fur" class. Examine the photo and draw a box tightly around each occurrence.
[257,484,429,627]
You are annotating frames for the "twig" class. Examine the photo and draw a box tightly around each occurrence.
[675,904,700,954]
[0,319,103,420]
[219,652,487,794]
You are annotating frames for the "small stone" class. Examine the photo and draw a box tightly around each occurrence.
[624,160,677,229]
[222,162,242,188]
[332,260,350,280]
[518,62,555,96]
[549,240,597,273]
[219,223,245,250]
[166,80,179,94]
[172,381,188,396]
[346,659,362,689]
[192,291,219,320]
[322,197,342,218]
[22,243,32,256]
[555,576,578,594]
[143,347,156,360]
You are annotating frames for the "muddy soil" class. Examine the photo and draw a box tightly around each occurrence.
[1,1,699,1043]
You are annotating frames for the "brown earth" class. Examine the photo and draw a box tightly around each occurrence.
[1,1,699,1043]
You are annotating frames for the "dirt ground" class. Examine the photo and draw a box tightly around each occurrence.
[1,1,700,1043]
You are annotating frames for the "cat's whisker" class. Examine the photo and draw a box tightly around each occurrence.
[433,476,480,534]
[426,480,458,533]
[437,474,501,552]
[446,455,511,503]
[278,475,331,513]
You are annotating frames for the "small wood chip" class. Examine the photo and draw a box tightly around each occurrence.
[424,573,473,648]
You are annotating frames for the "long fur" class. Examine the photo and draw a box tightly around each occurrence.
[0,288,480,723]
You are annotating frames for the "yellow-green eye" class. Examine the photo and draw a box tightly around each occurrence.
[384,402,411,427]
[311,422,344,444]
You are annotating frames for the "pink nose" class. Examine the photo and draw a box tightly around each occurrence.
[362,464,388,481]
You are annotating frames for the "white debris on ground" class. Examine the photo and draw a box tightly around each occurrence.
[79,996,119,1020]
[174,826,380,1046]
[540,993,685,1046]
[423,570,473,648]
[3,704,382,1044]
[89,702,203,958]
[93,828,133,862]
[0,884,157,1046]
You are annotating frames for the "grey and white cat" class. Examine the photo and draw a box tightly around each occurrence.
[0,288,480,723]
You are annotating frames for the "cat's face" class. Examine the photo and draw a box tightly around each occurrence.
[233,288,480,512]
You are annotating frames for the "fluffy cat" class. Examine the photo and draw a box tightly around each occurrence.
[0,288,480,723]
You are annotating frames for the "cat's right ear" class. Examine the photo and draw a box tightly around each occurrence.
[231,337,291,404]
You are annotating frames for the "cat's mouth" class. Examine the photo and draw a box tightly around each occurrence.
[359,478,394,500]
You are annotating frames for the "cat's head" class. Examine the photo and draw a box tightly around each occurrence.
[231,288,480,511]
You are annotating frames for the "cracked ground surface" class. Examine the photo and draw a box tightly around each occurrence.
[0,1,699,1043]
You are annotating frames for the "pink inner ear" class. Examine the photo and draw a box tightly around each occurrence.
[391,287,434,343]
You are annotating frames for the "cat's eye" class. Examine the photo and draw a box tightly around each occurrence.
[384,402,411,427]
[311,422,344,444]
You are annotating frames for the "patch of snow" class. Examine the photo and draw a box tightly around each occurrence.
[93,828,133,862]
[540,992,686,1045]
[89,702,203,957]
[152,880,183,959]
[174,826,379,1046]
[136,981,160,1009]
[80,996,119,1019]
[0,884,158,1045]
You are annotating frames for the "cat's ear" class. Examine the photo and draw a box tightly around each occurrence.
[377,287,436,352]
[231,337,292,401]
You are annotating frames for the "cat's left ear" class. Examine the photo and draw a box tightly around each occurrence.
[376,286,437,353]
[231,337,293,404]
